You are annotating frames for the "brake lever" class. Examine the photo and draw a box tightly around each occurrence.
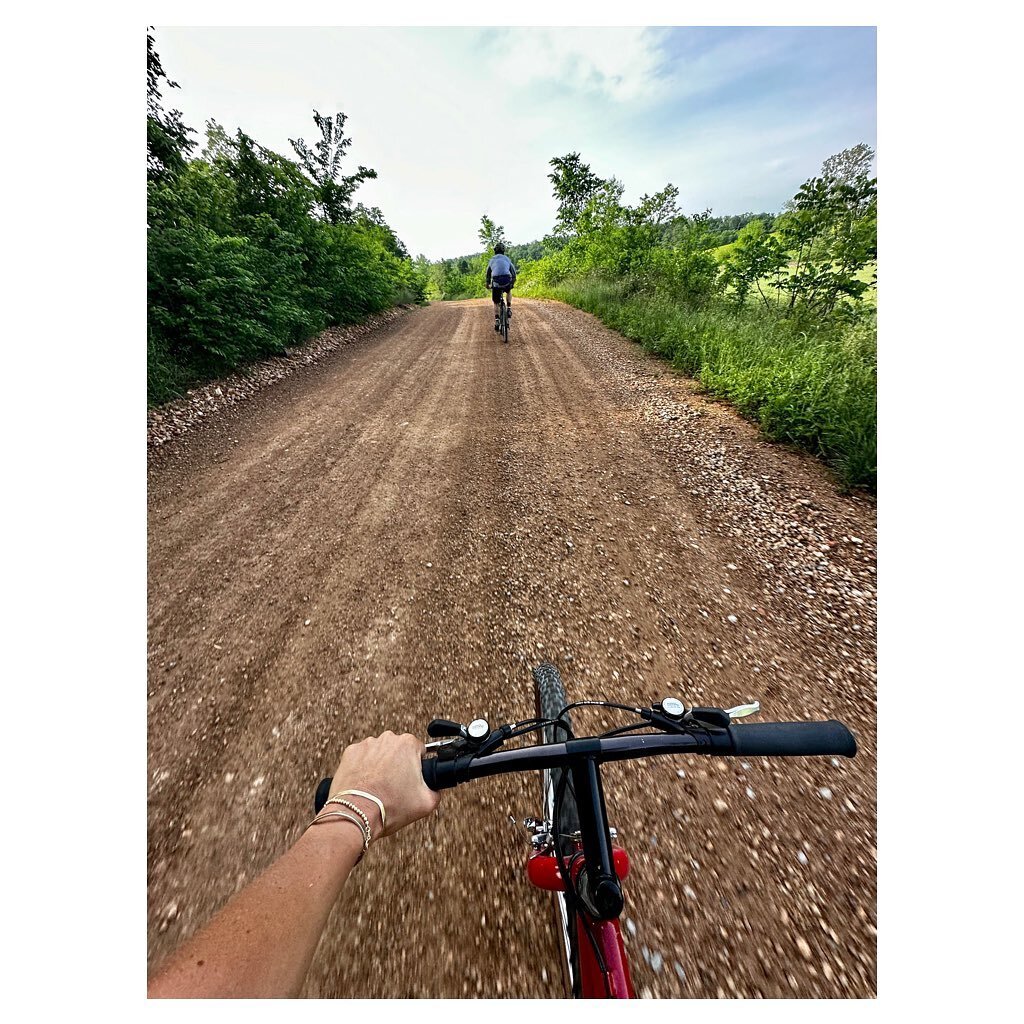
[432,736,469,761]
[725,701,760,719]
[687,707,731,730]
[425,737,460,751]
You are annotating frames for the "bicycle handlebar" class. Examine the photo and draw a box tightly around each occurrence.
[729,720,856,758]
[419,720,856,792]
[312,721,856,810]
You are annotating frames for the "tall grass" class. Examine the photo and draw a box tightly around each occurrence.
[525,276,876,490]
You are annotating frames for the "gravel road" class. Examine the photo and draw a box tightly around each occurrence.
[148,298,876,998]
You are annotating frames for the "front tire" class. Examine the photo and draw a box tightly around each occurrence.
[533,662,581,997]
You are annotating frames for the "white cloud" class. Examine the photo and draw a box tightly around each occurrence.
[153,26,874,260]
[491,27,669,103]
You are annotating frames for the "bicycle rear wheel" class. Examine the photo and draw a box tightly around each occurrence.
[502,300,510,344]
[533,662,581,997]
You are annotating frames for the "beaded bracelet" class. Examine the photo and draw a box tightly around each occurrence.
[305,810,371,859]
[325,797,373,840]
[337,789,387,833]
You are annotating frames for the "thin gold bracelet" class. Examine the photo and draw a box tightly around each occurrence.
[337,789,387,833]
[326,798,373,840]
[305,811,370,857]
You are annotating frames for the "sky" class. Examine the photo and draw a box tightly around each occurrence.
[153,26,876,261]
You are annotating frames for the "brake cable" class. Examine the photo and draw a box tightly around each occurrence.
[553,766,613,997]
[597,721,659,739]
[545,713,618,999]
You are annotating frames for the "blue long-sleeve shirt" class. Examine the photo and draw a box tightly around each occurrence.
[485,254,517,287]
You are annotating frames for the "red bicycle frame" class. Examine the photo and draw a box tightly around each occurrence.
[528,840,636,998]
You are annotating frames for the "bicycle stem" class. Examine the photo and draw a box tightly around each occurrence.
[570,757,624,921]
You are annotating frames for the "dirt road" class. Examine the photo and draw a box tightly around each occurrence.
[148,298,877,998]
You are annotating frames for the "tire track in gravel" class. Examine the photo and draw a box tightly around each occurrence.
[148,312,450,633]
[149,298,875,998]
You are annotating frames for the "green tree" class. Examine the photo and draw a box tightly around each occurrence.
[507,239,545,263]
[629,184,681,228]
[478,215,505,250]
[148,46,424,403]
[228,130,316,227]
[354,204,410,259]
[777,145,877,316]
[822,143,874,188]
[722,218,787,309]
[548,153,609,236]
[147,31,195,182]
[289,110,377,225]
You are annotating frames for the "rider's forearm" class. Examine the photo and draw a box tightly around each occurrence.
[148,824,362,998]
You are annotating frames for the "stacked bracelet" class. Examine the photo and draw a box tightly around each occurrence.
[325,797,373,839]
[337,790,387,833]
[302,788,388,863]
[305,810,371,859]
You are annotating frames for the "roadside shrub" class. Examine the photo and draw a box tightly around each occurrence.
[147,39,424,405]
[148,164,423,403]
[526,275,876,490]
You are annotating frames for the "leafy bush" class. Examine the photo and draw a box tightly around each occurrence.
[507,147,877,490]
[147,35,426,405]
[526,276,875,489]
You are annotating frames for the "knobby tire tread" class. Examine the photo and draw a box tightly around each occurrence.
[533,662,581,997]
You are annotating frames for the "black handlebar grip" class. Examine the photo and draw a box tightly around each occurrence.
[421,757,440,791]
[421,756,465,791]
[730,720,856,758]
[314,777,333,814]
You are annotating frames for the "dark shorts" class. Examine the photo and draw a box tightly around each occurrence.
[491,283,513,302]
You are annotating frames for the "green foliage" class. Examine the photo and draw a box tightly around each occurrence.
[720,218,787,309]
[510,144,877,489]
[633,211,723,307]
[147,30,195,182]
[519,166,686,286]
[289,110,378,225]
[427,257,486,300]
[774,157,877,317]
[506,240,543,262]
[528,277,876,489]
[821,143,874,185]
[147,37,425,405]
[665,211,777,248]
[547,152,610,237]
[478,215,505,251]
[728,145,878,318]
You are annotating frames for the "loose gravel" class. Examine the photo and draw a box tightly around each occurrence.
[148,298,876,998]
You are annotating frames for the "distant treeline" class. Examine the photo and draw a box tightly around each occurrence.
[431,212,776,297]
[147,33,427,405]
[664,212,776,247]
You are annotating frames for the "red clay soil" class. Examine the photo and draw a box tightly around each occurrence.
[148,298,876,998]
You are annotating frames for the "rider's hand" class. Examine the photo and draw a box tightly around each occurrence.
[327,732,440,838]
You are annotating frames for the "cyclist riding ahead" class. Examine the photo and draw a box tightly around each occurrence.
[485,242,517,332]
